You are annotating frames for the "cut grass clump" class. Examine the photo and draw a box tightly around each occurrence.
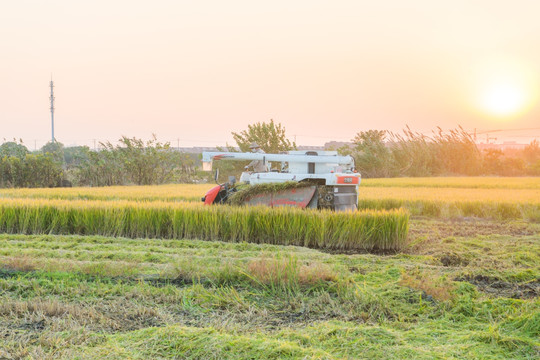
[1,256,38,272]
[400,271,456,302]
[0,199,409,251]
[227,181,313,205]
[246,255,337,295]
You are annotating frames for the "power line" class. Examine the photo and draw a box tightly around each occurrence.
[474,127,540,135]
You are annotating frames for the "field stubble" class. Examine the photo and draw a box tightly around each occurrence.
[0,225,538,359]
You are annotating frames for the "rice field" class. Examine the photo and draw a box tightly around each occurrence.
[1,177,539,221]
[0,198,409,251]
[0,177,538,359]
[0,183,207,203]
[356,178,540,220]
[1,177,539,202]
[363,177,540,189]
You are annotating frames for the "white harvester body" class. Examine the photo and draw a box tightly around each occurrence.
[201,150,361,211]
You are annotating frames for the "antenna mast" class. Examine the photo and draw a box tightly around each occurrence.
[50,76,55,142]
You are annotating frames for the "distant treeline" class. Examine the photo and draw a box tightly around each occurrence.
[0,136,197,188]
[340,127,540,178]
[1,123,540,188]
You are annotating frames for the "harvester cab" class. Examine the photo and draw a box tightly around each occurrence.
[201,150,361,211]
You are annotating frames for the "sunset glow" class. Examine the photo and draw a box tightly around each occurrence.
[1,1,540,145]
[480,83,527,117]
[471,57,538,120]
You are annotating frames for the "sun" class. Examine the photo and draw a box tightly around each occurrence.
[470,57,538,119]
[480,82,526,116]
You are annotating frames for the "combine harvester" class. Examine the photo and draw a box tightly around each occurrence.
[201,148,361,211]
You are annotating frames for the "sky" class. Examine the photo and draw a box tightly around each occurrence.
[1,0,540,148]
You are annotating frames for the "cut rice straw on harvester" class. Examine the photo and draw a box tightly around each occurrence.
[227,182,313,205]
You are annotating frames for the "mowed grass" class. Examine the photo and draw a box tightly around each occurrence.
[0,198,409,251]
[0,223,538,359]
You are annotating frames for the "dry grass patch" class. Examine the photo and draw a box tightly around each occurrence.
[0,256,141,278]
[0,299,102,321]
[1,256,38,272]
[247,255,337,289]
[399,271,455,302]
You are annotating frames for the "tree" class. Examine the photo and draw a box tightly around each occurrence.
[75,147,125,186]
[206,120,298,182]
[75,135,191,186]
[232,119,296,153]
[0,153,63,188]
[482,149,503,175]
[523,140,540,164]
[0,141,29,159]
[41,141,64,163]
[0,156,24,187]
[23,154,64,187]
[64,146,90,168]
[350,130,395,178]
[116,135,180,185]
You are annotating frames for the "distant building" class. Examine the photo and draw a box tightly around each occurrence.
[324,141,353,151]
[174,146,220,153]
[476,142,528,151]
[297,145,325,151]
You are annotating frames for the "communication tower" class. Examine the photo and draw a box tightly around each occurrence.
[50,76,55,142]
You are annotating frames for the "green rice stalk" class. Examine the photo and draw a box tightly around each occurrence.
[0,200,409,252]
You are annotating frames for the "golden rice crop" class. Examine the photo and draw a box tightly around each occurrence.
[362,177,540,190]
[0,184,212,203]
[0,198,409,251]
[358,186,540,203]
[2,176,536,220]
[357,186,540,220]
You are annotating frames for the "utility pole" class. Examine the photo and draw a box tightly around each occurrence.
[50,76,55,142]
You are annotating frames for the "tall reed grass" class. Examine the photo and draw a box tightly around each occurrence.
[0,199,409,251]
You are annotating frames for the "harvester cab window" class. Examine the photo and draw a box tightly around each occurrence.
[306,151,317,174]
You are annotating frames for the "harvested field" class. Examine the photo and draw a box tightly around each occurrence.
[0,223,538,359]
[0,178,538,359]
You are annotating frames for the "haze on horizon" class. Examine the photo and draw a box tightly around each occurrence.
[1,0,540,148]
